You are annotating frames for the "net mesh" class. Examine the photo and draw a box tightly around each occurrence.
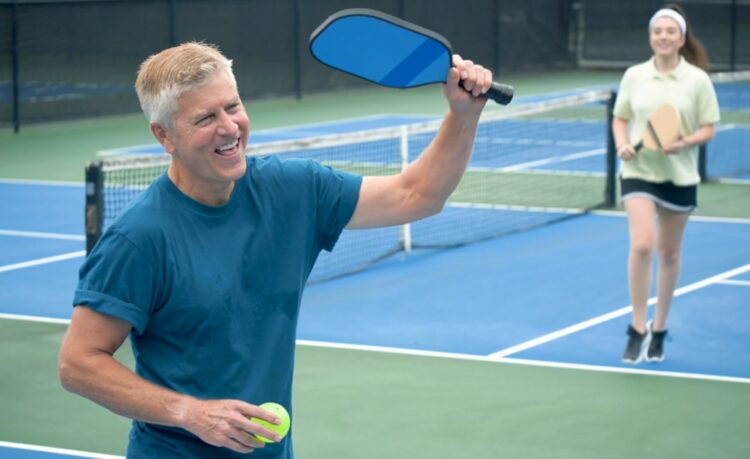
[87,90,613,283]
[704,71,750,181]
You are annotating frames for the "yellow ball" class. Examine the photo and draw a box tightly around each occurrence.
[250,402,291,443]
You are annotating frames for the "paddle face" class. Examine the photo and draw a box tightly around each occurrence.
[309,8,514,105]
[309,9,452,89]
[643,103,681,150]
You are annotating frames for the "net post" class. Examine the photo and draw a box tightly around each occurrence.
[85,161,104,255]
[399,125,412,254]
[604,90,617,207]
[698,144,708,182]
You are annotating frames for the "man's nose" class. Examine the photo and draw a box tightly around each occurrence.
[216,111,238,136]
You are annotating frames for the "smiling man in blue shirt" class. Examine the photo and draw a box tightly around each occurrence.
[58,41,493,458]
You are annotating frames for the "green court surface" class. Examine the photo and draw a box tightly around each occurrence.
[2,320,749,459]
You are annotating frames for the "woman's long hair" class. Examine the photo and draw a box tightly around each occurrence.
[663,3,710,71]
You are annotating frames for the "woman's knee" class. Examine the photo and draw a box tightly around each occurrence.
[630,236,655,258]
[659,246,682,267]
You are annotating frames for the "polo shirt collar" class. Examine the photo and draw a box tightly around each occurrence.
[648,55,687,80]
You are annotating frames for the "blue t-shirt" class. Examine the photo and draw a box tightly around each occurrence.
[73,156,361,458]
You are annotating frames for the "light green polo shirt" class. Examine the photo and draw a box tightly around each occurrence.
[613,56,720,185]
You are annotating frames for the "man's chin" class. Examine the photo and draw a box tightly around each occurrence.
[226,159,247,181]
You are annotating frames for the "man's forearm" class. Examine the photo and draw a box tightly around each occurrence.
[60,350,191,428]
[403,109,480,208]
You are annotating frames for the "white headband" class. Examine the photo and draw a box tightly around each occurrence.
[649,8,687,35]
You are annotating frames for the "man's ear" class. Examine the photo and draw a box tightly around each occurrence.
[150,122,175,154]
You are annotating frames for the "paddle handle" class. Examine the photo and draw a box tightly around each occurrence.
[487,82,514,105]
[458,81,514,105]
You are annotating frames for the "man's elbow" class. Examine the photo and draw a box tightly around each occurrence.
[58,354,76,393]
[413,195,446,220]
[58,348,87,394]
[426,200,446,218]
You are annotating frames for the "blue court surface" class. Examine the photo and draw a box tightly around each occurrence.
[1,114,748,458]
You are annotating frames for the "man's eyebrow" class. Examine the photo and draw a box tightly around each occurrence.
[190,109,213,122]
[189,98,241,122]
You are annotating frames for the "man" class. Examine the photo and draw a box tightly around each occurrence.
[58,42,492,458]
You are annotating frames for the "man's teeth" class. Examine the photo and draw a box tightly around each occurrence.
[216,140,237,152]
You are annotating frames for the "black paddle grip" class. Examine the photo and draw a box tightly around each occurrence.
[486,82,514,105]
[459,81,514,105]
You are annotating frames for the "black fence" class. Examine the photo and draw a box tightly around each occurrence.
[0,0,578,131]
[576,0,749,70]
[1,0,747,131]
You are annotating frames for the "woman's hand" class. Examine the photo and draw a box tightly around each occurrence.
[617,144,638,161]
[662,137,691,155]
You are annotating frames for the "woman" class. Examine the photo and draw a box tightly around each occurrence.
[612,4,720,364]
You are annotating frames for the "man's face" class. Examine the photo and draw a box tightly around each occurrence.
[154,71,249,202]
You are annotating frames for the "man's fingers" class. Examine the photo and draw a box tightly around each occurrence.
[451,54,493,96]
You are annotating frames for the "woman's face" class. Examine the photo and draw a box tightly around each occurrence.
[649,16,685,59]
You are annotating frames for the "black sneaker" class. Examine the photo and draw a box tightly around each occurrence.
[622,324,650,364]
[645,320,667,363]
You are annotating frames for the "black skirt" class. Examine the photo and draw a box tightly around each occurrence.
[620,178,697,213]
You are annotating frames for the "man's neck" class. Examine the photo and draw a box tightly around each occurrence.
[167,167,235,206]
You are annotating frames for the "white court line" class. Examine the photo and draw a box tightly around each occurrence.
[500,357,750,385]
[716,279,750,287]
[297,339,750,385]
[499,148,604,172]
[298,339,489,362]
[0,178,83,186]
[717,177,750,185]
[0,312,70,324]
[592,210,750,224]
[0,229,85,241]
[0,441,123,459]
[3,317,747,385]
[715,123,738,133]
[0,250,86,273]
[487,263,750,359]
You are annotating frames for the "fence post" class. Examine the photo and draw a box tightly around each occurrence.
[730,0,737,71]
[11,1,20,133]
[293,0,301,100]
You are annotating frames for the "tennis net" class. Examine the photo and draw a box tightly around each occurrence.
[85,90,614,283]
[700,70,750,182]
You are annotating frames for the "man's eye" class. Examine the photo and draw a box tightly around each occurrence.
[196,115,213,125]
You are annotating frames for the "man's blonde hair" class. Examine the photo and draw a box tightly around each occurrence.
[135,42,236,127]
